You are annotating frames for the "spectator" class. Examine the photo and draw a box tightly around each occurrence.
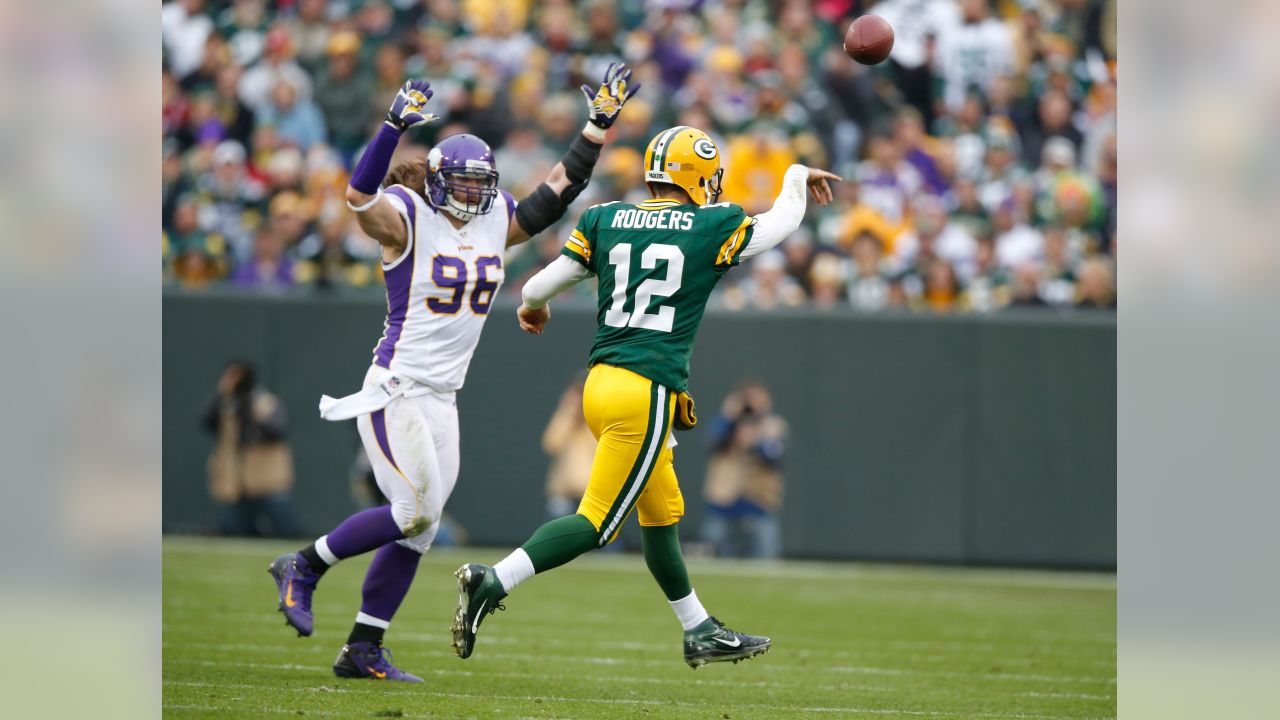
[230,226,295,290]
[829,177,901,256]
[256,79,327,151]
[966,234,1012,312]
[541,377,596,522]
[808,252,847,309]
[935,0,1014,115]
[293,206,377,290]
[159,0,1117,313]
[1022,90,1084,169]
[1008,263,1049,308]
[1075,256,1117,310]
[165,194,229,288]
[316,32,375,163]
[702,380,788,560]
[847,232,896,312]
[992,197,1044,270]
[721,250,806,311]
[162,0,215,79]
[893,195,979,282]
[239,28,313,115]
[202,360,299,537]
[875,0,959,126]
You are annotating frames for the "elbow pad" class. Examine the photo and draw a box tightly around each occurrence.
[563,134,603,184]
[514,183,563,237]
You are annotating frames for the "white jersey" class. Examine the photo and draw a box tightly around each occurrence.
[373,184,514,392]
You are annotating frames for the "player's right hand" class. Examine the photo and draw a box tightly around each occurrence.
[517,304,551,335]
[804,168,842,206]
[385,80,437,132]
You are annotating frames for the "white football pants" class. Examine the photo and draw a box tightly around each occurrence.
[355,365,460,553]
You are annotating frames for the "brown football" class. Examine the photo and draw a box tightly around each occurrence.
[843,15,894,66]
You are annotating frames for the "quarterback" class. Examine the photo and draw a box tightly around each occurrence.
[453,125,839,667]
[267,66,639,681]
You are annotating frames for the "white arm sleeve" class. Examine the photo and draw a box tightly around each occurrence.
[521,255,592,309]
[739,164,809,261]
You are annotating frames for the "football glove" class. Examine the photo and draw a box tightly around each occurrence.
[674,391,697,432]
[580,63,640,131]
[385,80,437,132]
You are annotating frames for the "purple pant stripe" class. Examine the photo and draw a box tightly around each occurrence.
[371,409,400,472]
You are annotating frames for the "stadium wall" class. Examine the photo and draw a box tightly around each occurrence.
[163,291,1116,569]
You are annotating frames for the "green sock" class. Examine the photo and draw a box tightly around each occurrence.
[641,524,692,601]
[520,513,600,573]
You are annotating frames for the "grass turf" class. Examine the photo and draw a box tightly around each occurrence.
[163,536,1115,719]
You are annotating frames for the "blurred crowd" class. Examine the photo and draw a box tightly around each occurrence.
[163,0,1117,312]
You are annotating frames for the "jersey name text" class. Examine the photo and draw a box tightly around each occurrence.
[610,208,695,231]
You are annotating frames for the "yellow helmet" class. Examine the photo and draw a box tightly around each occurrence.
[643,126,724,206]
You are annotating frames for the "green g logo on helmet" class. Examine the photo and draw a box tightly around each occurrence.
[693,138,718,160]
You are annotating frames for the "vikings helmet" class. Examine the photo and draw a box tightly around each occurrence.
[425,134,500,220]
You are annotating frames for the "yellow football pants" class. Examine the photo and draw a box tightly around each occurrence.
[577,364,685,545]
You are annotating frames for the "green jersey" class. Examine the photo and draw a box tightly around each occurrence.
[561,198,756,392]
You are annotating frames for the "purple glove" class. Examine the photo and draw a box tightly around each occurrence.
[385,80,437,132]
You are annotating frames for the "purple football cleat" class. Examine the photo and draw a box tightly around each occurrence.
[268,553,320,637]
[333,642,423,682]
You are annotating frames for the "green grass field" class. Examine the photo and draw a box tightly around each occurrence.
[163,537,1115,719]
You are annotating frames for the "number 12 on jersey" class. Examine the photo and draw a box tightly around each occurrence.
[604,243,684,332]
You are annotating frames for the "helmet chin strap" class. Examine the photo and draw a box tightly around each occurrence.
[443,197,478,221]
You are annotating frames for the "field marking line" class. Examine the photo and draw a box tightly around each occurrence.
[166,655,1115,686]
[163,538,1115,591]
[163,681,1113,719]
[1016,691,1115,701]
[162,657,900,694]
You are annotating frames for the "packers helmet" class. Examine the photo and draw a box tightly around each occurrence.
[643,126,723,206]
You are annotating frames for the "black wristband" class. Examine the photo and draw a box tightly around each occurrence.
[563,134,603,184]
[514,183,563,237]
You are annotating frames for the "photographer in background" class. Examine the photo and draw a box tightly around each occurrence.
[701,380,789,560]
[202,360,299,537]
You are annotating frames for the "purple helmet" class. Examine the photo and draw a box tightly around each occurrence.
[425,134,500,220]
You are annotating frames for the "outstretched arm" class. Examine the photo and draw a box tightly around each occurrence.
[516,256,593,334]
[344,81,437,261]
[507,63,641,247]
[738,165,842,260]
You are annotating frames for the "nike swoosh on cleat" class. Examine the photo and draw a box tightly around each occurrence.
[370,669,387,678]
[285,581,297,608]
[712,636,742,648]
[471,599,486,634]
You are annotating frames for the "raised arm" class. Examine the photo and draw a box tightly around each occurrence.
[739,165,842,261]
[343,81,437,262]
[506,63,641,247]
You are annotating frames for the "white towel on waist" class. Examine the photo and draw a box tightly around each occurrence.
[319,374,410,421]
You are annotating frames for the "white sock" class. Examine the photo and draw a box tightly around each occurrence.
[493,548,535,593]
[315,535,340,567]
[354,612,390,629]
[669,589,710,631]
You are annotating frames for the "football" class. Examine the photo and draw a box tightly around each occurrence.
[843,15,894,65]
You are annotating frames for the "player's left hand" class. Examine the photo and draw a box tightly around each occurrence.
[580,63,641,130]
[805,168,842,206]
[517,304,551,335]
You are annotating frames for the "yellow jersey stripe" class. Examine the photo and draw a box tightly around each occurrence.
[636,199,681,210]
[716,216,753,266]
[563,240,587,259]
